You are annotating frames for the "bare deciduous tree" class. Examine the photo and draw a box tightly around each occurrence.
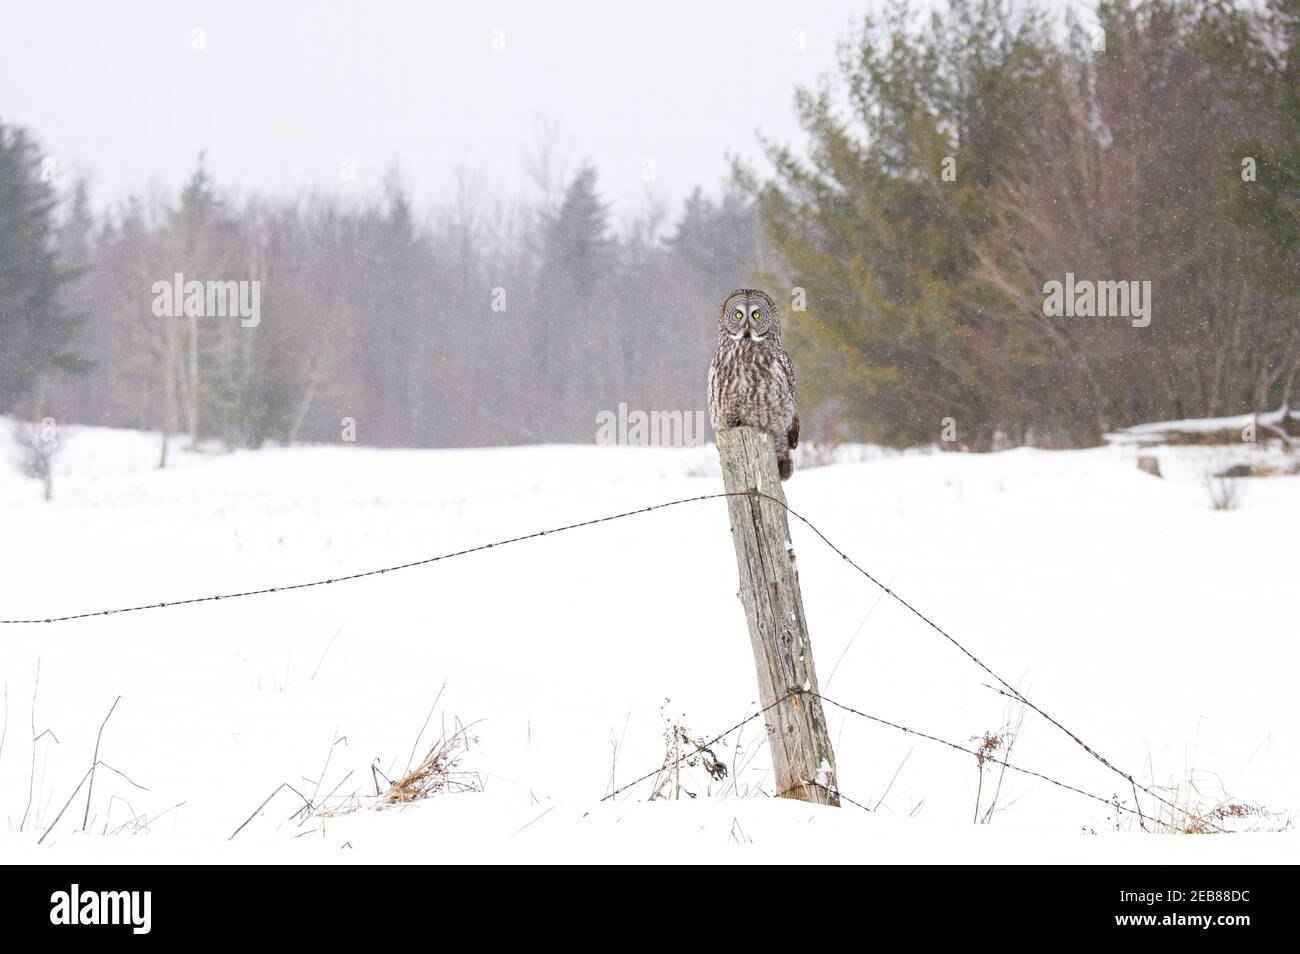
[12,416,62,502]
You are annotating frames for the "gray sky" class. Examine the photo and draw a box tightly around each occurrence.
[0,0,1081,221]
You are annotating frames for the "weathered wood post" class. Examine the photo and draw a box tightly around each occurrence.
[716,426,838,806]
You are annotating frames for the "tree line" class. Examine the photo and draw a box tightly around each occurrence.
[2,0,1296,455]
[2,131,759,456]
[750,0,1299,447]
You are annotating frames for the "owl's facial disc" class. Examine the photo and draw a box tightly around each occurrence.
[721,290,777,342]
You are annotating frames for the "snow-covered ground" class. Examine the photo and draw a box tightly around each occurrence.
[1,422,1296,862]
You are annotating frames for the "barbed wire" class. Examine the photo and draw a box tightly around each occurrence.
[775,778,875,813]
[0,485,1213,829]
[810,690,1141,817]
[601,692,794,802]
[606,687,1140,820]
[0,491,741,624]
[767,494,1219,831]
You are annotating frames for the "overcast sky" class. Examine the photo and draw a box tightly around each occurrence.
[1,0,1083,222]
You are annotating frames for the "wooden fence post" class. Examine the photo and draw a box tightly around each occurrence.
[716,426,839,806]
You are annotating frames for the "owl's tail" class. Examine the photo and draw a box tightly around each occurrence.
[778,455,793,481]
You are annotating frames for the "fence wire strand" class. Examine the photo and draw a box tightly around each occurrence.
[765,495,1222,830]
[0,492,739,624]
[1,487,1206,827]
[605,687,1142,820]
[602,692,793,802]
[810,691,1143,817]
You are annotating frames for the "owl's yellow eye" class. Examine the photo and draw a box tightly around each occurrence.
[751,310,761,321]
[734,309,744,320]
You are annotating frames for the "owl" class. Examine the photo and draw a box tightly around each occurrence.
[708,288,800,479]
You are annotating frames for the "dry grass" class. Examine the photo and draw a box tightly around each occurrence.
[970,699,1028,824]
[1102,754,1289,835]
[315,720,481,819]
[631,701,756,802]
[378,723,481,805]
[1206,472,1244,510]
[1146,782,1281,835]
[648,716,729,801]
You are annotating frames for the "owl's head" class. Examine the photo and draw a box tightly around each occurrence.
[719,289,780,342]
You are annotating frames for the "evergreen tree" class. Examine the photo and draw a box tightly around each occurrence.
[1214,0,1300,405]
[747,0,1056,445]
[534,164,618,437]
[0,122,86,410]
[544,165,614,290]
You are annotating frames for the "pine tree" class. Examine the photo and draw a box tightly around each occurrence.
[1214,0,1300,406]
[0,122,86,410]
[535,164,618,437]
[747,0,1056,445]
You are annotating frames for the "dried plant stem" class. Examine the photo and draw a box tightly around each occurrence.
[83,695,122,831]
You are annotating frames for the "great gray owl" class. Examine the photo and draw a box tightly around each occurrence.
[708,288,800,480]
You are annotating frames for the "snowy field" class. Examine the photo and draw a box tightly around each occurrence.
[1,421,1296,863]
